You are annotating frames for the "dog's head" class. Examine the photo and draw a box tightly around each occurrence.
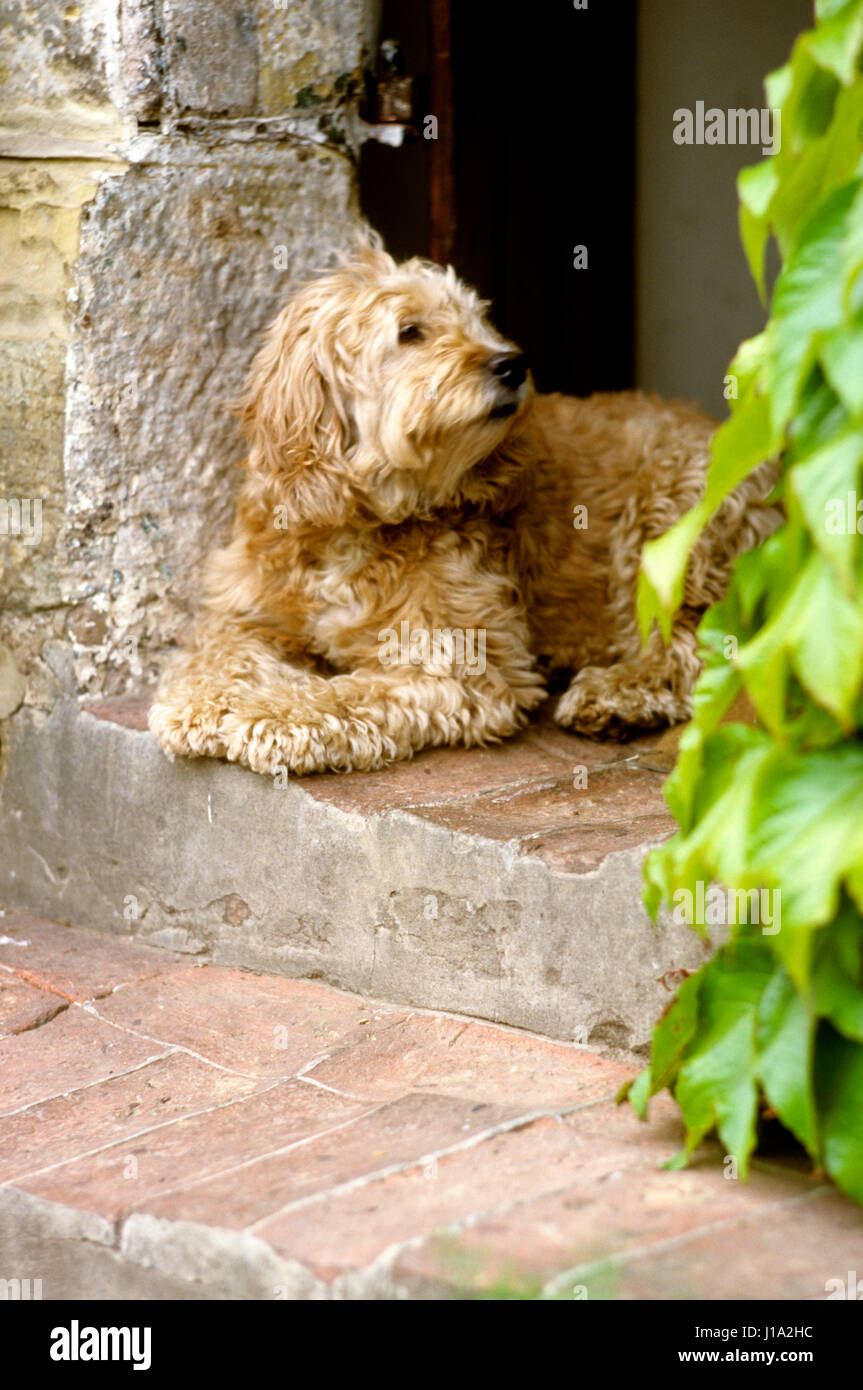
[235,237,532,525]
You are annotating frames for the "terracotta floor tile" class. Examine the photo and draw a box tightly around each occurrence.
[0,971,67,1036]
[395,1161,816,1297]
[0,914,849,1300]
[588,1188,863,1300]
[308,1013,634,1107]
[94,966,407,1076]
[260,1121,809,1284]
[0,1052,265,1182]
[300,713,664,815]
[0,1006,171,1114]
[0,916,187,1002]
[17,1078,372,1221]
[134,1091,522,1229]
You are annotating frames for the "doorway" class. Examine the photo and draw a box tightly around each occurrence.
[360,0,636,397]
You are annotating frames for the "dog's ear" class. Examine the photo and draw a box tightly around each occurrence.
[232,281,357,527]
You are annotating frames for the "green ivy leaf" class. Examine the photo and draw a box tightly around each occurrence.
[647,735,773,935]
[746,745,863,980]
[817,0,857,22]
[789,427,863,588]
[619,1066,651,1118]
[769,88,863,263]
[738,551,863,731]
[638,390,774,642]
[765,60,794,114]
[841,179,863,308]
[638,503,709,643]
[738,166,778,299]
[806,0,863,85]
[632,0,863,1209]
[814,903,863,1040]
[674,942,774,1175]
[765,183,857,440]
[815,1024,863,1202]
[788,366,849,457]
[649,970,703,1095]
[703,389,775,509]
[660,641,742,832]
[726,332,770,403]
[821,313,863,417]
[792,63,840,144]
[755,965,818,1156]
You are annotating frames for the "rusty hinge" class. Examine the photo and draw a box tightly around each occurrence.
[361,39,418,133]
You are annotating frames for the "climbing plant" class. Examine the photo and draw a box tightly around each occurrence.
[623,0,863,1204]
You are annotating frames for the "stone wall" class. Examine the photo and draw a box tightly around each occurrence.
[0,0,374,713]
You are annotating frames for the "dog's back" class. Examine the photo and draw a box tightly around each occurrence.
[508,391,715,671]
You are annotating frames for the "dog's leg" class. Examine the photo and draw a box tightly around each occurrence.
[554,622,701,739]
[553,464,781,740]
[149,624,543,775]
[554,484,704,737]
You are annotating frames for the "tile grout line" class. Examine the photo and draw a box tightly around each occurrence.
[294,1073,372,1103]
[1,1076,292,1186]
[0,1047,177,1119]
[82,1002,267,1080]
[243,1094,624,1233]
[3,1015,434,1183]
[120,1101,390,1218]
[375,751,661,815]
[0,956,185,1007]
[93,1093,615,1231]
[517,811,672,844]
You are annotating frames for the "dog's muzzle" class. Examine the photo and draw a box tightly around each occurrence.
[487,351,529,419]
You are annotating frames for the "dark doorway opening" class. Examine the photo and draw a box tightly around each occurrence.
[360,0,636,397]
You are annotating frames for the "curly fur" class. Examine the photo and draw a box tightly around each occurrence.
[149,239,781,776]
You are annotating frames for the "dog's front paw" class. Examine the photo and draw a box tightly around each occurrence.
[220,711,400,777]
[554,667,656,740]
[148,693,229,762]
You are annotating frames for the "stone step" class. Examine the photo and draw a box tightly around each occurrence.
[0,916,850,1301]
[0,696,712,1053]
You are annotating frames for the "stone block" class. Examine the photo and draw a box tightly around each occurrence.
[0,0,124,141]
[0,701,714,1052]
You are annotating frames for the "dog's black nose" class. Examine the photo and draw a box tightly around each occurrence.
[487,351,528,391]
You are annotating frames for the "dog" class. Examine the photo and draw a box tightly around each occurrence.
[148,238,780,776]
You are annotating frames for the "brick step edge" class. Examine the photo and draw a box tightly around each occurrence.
[0,700,714,1051]
[0,1185,443,1300]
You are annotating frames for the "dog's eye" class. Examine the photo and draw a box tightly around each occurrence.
[398,322,424,345]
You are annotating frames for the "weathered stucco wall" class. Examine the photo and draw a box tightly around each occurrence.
[0,0,373,712]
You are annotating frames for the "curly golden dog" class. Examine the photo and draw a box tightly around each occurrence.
[149,239,780,776]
